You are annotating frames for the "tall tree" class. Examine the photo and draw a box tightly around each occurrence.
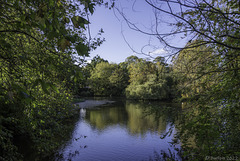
[127,58,156,84]
[173,41,216,99]
[0,0,113,159]
[125,57,174,100]
[172,41,240,160]
[109,65,129,96]
[88,62,117,96]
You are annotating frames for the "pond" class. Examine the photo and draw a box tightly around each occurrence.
[56,99,182,161]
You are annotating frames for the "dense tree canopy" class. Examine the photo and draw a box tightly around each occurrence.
[82,55,177,100]
[126,57,170,100]
[171,41,240,159]
[0,0,113,160]
[88,62,117,96]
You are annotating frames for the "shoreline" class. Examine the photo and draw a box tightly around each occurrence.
[74,99,115,109]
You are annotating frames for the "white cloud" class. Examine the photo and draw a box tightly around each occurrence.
[150,48,167,56]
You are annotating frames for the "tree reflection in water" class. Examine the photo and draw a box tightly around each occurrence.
[85,101,181,137]
[56,100,182,161]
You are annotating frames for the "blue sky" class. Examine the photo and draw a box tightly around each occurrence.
[88,1,186,64]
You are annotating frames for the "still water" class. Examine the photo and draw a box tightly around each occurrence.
[56,100,181,161]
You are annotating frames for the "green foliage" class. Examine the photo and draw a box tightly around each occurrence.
[85,55,177,99]
[173,41,216,99]
[109,66,129,95]
[172,39,240,159]
[125,79,169,100]
[88,62,128,96]
[88,62,116,95]
[0,0,111,160]
[125,56,177,100]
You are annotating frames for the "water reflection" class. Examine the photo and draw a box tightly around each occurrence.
[80,108,86,119]
[86,101,180,136]
[85,103,128,130]
[126,102,168,136]
[57,100,181,161]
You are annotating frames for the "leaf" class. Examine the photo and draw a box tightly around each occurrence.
[49,84,59,93]
[71,16,89,29]
[63,16,70,23]
[40,81,50,95]
[88,3,95,14]
[76,43,89,56]
[74,76,78,83]
[65,35,76,43]
[58,38,71,51]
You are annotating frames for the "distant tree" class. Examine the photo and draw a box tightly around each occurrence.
[109,65,129,96]
[88,62,117,96]
[125,55,140,65]
[88,55,109,68]
[125,58,175,100]
[153,56,165,65]
[88,61,129,96]
[127,58,156,84]
[80,55,108,89]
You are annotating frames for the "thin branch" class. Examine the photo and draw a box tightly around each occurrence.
[0,30,40,42]
[145,0,240,50]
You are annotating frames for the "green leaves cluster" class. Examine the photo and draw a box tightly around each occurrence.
[0,30,75,160]
[88,61,128,96]
[0,0,112,160]
[125,57,176,100]
[172,39,240,159]
[83,55,177,100]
